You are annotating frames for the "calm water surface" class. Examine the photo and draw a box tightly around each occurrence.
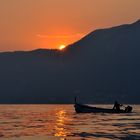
[0,105,140,140]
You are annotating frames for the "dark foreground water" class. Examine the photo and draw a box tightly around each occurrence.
[0,105,140,140]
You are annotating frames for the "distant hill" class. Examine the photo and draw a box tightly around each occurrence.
[0,19,140,104]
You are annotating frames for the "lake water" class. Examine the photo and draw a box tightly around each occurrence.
[0,105,140,140]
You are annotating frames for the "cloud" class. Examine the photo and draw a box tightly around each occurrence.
[36,33,84,39]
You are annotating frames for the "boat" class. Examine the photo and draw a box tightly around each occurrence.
[74,98,133,113]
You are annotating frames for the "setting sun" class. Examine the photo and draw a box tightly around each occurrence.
[59,45,66,50]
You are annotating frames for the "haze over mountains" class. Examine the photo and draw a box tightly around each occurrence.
[0,19,140,104]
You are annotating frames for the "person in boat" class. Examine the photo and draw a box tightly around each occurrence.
[113,101,122,111]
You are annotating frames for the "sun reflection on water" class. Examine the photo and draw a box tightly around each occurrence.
[54,109,71,137]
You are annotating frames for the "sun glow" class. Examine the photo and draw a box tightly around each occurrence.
[59,45,66,50]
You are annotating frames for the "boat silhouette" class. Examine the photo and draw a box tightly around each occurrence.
[74,97,132,113]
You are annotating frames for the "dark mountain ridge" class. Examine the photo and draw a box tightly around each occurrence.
[0,19,140,103]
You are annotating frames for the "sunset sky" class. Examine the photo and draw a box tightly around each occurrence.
[0,0,140,51]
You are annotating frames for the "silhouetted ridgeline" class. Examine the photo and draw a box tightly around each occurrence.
[0,19,140,104]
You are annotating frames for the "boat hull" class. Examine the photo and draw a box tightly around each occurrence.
[74,103,132,113]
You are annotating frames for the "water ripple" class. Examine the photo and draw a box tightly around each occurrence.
[0,104,139,140]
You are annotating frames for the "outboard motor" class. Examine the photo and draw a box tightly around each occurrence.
[125,106,133,113]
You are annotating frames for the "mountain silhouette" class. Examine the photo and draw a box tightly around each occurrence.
[0,19,140,103]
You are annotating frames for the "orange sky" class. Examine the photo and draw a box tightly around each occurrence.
[0,0,140,51]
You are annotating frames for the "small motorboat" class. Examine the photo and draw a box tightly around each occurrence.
[74,98,133,113]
